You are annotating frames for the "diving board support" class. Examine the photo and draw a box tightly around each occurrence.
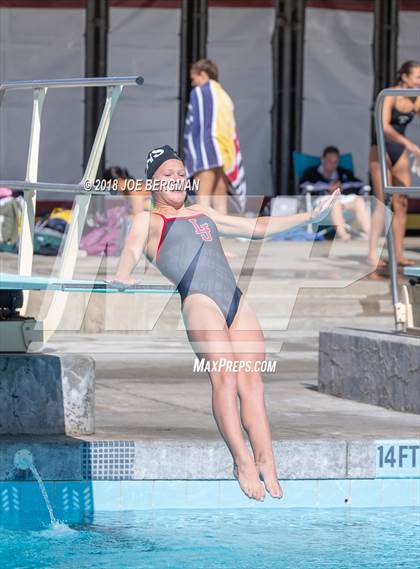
[40,84,123,340]
[19,87,47,315]
[374,87,420,333]
[0,76,144,351]
[401,268,420,336]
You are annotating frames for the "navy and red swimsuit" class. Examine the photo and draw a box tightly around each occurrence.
[152,211,242,328]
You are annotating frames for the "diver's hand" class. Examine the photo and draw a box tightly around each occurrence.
[310,188,341,224]
[105,274,140,290]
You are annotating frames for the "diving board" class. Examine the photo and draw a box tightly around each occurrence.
[404,267,420,280]
[0,271,177,353]
[0,273,176,294]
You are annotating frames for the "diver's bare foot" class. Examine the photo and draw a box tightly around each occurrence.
[233,461,265,501]
[256,459,283,499]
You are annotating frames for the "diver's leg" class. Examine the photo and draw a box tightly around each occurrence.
[228,294,283,498]
[182,293,265,501]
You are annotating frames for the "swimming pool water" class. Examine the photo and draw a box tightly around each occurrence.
[1,508,418,569]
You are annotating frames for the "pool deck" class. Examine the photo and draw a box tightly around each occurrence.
[0,236,419,482]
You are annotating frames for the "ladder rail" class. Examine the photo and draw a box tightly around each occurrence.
[374,87,420,331]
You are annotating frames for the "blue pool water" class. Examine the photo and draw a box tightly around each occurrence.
[1,508,418,569]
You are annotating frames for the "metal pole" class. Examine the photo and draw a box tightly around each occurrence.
[178,0,208,156]
[374,92,400,327]
[271,4,280,194]
[388,0,399,83]
[198,0,208,58]
[374,87,420,330]
[84,0,109,213]
[384,201,401,326]
[372,0,399,139]
[178,0,190,156]
[292,0,305,155]
[279,0,292,196]
[272,0,305,196]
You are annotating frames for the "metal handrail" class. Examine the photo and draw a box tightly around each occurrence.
[0,181,118,196]
[375,88,420,197]
[0,76,144,92]
[374,87,420,330]
[0,75,144,190]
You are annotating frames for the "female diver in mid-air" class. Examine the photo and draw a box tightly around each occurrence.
[111,145,339,502]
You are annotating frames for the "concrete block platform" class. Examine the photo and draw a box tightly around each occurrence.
[319,328,420,413]
[0,354,95,435]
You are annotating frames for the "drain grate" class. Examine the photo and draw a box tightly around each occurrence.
[82,441,135,480]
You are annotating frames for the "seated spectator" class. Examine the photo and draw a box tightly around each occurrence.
[300,146,370,241]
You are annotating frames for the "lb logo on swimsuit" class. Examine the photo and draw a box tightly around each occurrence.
[189,218,213,241]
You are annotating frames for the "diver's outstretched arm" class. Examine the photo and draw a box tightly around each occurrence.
[197,189,340,239]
